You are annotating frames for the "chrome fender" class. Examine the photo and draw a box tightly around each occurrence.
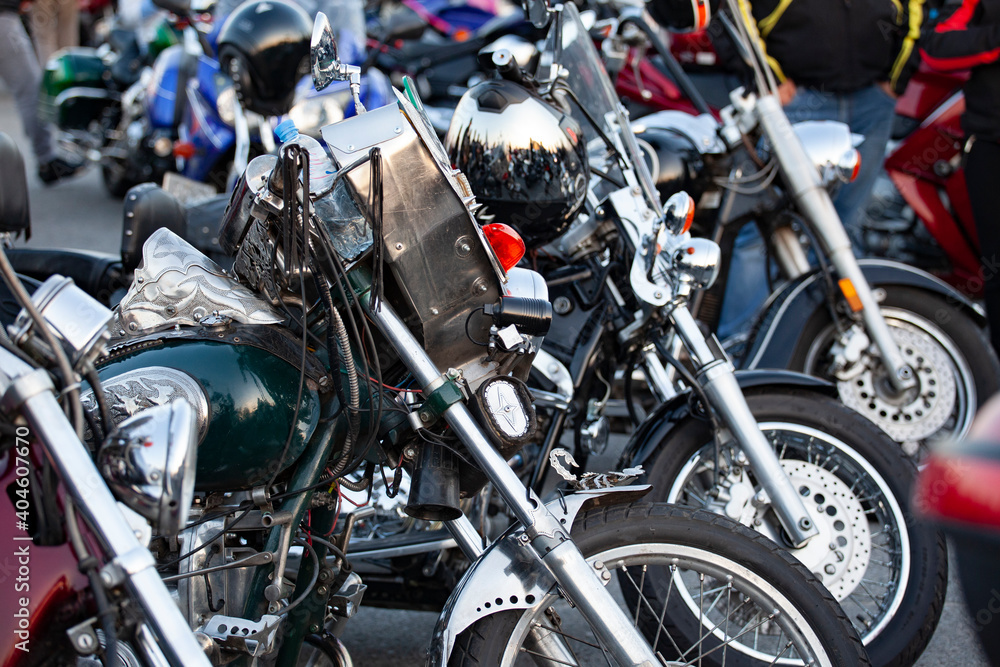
[428,484,651,665]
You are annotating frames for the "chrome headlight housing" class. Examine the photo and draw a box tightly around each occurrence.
[792,121,862,191]
[216,83,238,127]
[287,90,349,137]
[98,400,197,537]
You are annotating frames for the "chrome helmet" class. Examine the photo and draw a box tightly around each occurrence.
[445,79,589,248]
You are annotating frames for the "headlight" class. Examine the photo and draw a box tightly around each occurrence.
[98,400,198,537]
[792,121,860,190]
[216,84,238,127]
[287,92,349,136]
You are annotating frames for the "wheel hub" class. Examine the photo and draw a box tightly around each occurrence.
[837,324,956,443]
[757,460,870,601]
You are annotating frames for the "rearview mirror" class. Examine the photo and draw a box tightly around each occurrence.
[524,0,551,29]
[311,12,341,91]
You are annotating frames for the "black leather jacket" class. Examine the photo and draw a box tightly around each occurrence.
[921,0,1000,139]
[744,0,924,94]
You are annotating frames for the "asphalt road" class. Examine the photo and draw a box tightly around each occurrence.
[0,89,990,666]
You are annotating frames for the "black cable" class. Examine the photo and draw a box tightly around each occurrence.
[84,368,112,439]
[590,166,626,189]
[86,568,119,666]
[465,306,489,346]
[156,506,253,571]
[268,151,311,490]
[276,538,320,616]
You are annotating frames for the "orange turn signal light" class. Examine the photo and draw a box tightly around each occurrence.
[482,223,526,273]
[838,278,864,312]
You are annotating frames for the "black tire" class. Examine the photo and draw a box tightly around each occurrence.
[789,285,1000,451]
[451,502,870,666]
[642,388,947,667]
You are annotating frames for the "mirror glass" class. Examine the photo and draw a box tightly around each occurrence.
[311,12,341,91]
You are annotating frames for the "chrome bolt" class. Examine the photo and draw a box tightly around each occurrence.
[100,570,115,587]
[76,633,95,651]
[395,243,403,250]
[824,564,836,575]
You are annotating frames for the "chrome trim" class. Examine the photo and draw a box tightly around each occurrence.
[82,367,210,442]
[430,485,651,665]
[118,228,283,333]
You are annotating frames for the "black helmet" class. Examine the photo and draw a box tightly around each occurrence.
[445,80,589,249]
[217,0,312,117]
[646,0,718,32]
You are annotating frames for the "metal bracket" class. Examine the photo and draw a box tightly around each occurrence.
[417,378,464,426]
[100,546,156,588]
[428,485,651,665]
[200,614,282,657]
[0,369,54,413]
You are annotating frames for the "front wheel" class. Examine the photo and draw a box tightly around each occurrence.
[643,388,946,667]
[450,503,869,666]
[790,285,1000,454]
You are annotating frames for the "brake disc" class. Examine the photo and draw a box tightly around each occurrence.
[757,460,871,601]
[837,323,956,443]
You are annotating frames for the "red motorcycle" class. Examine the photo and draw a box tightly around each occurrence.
[914,390,1000,664]
[865,64,982,297]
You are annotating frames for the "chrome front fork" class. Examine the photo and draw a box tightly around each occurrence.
[665,304,819,547]
[369,300,659,666]
[755,94,916,392]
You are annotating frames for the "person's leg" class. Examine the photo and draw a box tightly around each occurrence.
[834,85,896,250]
[964,137,1000,357]
[29,0,58,64]
[0,12,55,163]
[56,0,77,51]
[717,88,839,339]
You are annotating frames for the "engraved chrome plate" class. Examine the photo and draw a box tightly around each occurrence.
[482,378,529,439]
[118,228,283,334]
[82,366,210,442]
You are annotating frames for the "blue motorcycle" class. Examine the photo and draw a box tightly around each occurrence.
[102,0,390,196]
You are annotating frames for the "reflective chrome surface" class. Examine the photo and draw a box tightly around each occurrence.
[792,121,860,188]
[10,274,112,367]
[118,228,283,334]
[673,237,722,290]
[98,400,198,537]
[310,12,340,91]
[81,366,211,442]
[446,80,589,246]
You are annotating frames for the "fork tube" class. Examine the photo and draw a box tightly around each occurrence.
[755,95,916,391]
[668,304,819,547]
[367,300,658,665]
[0,350,211,666]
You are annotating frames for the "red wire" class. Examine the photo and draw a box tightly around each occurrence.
[362,374,421,393]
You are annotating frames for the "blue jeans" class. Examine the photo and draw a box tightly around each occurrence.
[717,85,897,340]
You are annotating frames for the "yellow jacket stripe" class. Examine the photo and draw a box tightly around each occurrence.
[891,0,925,88]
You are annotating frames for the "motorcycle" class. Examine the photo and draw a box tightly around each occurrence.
[1,8,869,665]
[440,6,944,665]
[862,64,982,297]
[44,0,392,198]
[608,3,1000,462]
[914,391,1000,665]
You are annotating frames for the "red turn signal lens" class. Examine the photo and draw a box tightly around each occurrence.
[173,140,196,159]
[482,223,525,273]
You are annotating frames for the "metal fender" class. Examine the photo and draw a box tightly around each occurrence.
[741,258,987,372]
[617,369,835,470]
[428,485,652,666]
